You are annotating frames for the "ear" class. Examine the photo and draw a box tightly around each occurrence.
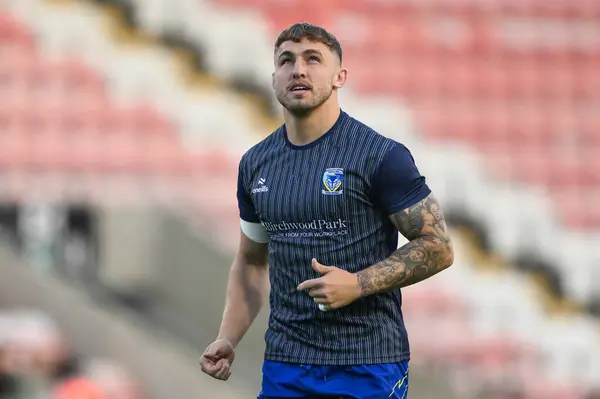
[271,72,275,89]
[333,68,348,90]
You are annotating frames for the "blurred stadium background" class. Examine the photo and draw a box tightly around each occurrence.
[0,0,599,397]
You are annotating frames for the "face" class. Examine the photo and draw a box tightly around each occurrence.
[409,249,426,263]
[273,38,347,117]
[430,203,441,221]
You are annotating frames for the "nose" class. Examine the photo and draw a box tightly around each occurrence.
[292,60,306,79]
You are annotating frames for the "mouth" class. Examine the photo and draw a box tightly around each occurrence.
[289,82,311,93]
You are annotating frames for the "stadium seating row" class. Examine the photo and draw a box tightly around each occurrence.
[173,0,600,313]
[109,1,600,397]
[17,0,600,315]
[0,6,240,220]
[214,0,600,17]
[3,2,592,286]
[209,0,600,229]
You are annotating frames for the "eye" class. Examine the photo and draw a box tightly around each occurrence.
[280,58,292,66]
[308,56,320,62]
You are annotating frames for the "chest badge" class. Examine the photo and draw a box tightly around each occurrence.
[322,168,344,196]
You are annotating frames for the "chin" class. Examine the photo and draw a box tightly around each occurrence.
[286,104,318,117]
[279,99,315,115]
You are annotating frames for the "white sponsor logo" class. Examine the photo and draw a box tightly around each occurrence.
[252,177,269,194]
[262,219,348,239]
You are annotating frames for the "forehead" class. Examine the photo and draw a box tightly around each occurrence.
[276,38,333,57]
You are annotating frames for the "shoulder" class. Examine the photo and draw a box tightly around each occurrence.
[239,125,285,168]
[341,112,408,165]
[343,113,399,151]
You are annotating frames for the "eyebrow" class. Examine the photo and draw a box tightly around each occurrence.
[278,49,324,60]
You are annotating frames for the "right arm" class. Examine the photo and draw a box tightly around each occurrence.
[216,230,269,348]
[217,156,270,348]
[200,157,268,380]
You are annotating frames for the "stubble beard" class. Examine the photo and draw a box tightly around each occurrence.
[277,86,333,117]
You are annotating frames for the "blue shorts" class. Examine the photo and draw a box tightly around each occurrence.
[258,360,410,399]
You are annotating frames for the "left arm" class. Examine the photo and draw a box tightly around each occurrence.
[356,193,454,296]
[298,144,454,310]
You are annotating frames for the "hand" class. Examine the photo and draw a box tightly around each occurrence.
[199,338,235,381]
[297,258,362,311]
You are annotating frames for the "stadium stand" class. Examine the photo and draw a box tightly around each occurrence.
[104,0,600,309]
[1,0,599,397]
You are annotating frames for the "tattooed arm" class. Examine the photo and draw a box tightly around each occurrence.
[356,194,454,296]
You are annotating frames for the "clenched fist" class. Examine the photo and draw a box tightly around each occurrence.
[199,339,235,381]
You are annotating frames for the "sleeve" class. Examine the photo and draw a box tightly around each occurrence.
[371,143,432,215]
[237,158,260,223]
[237,158,269,243]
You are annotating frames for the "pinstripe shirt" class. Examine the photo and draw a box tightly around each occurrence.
[237,110,431,365]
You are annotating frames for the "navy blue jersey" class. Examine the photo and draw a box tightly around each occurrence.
[237,110,431,365]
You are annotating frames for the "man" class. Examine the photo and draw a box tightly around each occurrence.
[199,22,454,399]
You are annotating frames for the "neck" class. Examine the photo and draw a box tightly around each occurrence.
[284,99,341,146]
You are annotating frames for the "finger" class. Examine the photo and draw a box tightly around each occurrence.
[202,351,219,362]
[199,356,218,369]
[202,344,219,359]
[297,278,323,291]
[217,368,232,381]
[199,359,221,375]
[215,368,228,380]
[200,363,215,375]
[213,340,234,357]
[308,288,327,298]
[311,258,333,275]
[214,359,230,380]
[199,355,215,367]
[216,371,231,381]
[312,296,329,305]
[213,359,230,380]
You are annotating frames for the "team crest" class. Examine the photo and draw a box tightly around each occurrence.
[322,168,344,196]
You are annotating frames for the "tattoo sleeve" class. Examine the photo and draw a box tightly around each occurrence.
[356,194,454,296]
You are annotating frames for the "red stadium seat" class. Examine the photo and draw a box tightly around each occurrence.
[402,285,466,315]
[55,59,106,93]
[262,4,332,33]
[0,131,30,171]
[0,11,35,48]
[554,189,600,229]
[0,11,191,196]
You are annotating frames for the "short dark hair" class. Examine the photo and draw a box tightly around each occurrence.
[274,22,343,63]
